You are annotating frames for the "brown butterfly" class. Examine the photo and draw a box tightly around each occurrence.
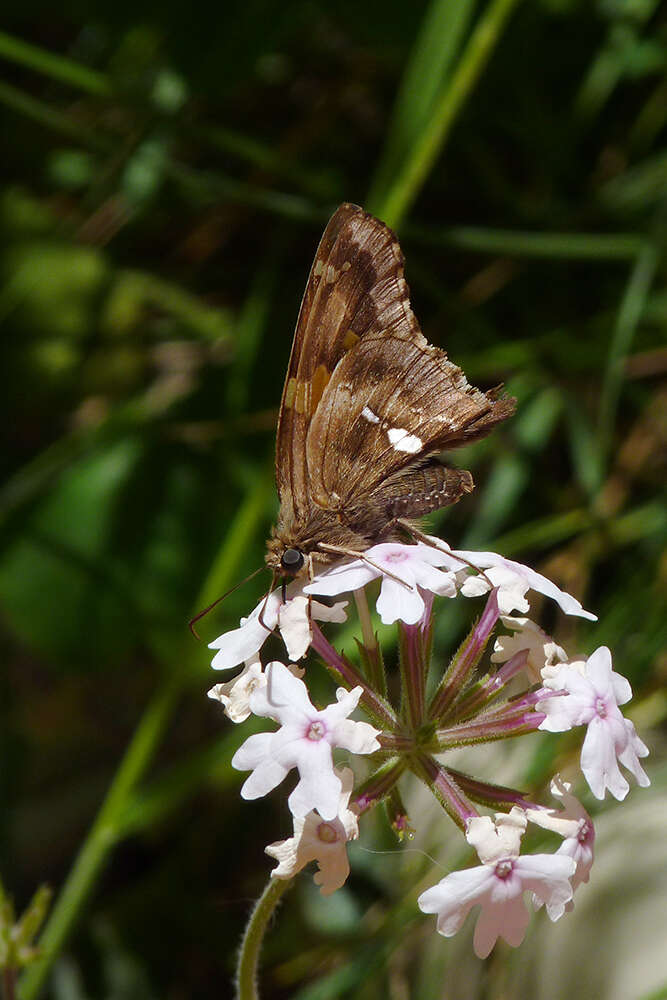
[266,203,515,580]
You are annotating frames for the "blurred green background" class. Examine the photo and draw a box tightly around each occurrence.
[1,0,666,997]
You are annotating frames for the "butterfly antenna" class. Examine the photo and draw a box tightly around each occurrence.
[189,566,265,640]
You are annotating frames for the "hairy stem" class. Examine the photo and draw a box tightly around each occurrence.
[236,878,293,1000]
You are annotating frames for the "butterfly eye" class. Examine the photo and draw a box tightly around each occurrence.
[281,548,305,572]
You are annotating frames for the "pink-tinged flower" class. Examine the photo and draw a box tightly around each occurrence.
[265,767,359,895]
[418,809,575,958]
[538,646,650,800]
[526,776,595,901]
[305,542,457,626]
[231,662,381,820]
[207,658,304,724]
[492,617,568,684]
[208,585,348,671]
[449,548,597,621]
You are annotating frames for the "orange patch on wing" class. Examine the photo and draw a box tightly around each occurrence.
[311,364,330,411]
[286,365,331,415]
[343,329,360,350]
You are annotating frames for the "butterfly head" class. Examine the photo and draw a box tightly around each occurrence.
[265,512,351,579]
[265,528,310,578]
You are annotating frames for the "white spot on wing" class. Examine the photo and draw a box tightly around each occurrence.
[388,427,422,453]
[361,406,380,424]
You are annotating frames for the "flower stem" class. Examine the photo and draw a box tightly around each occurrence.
[429,589,499,720]
[412,755,476,829]
[398,621,426,729]
[19,679,181,1000]
[236,878,293,1000]
[311,624,398,729]
[3,969,17,1000]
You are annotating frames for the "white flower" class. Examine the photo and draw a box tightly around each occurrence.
[208,585,348,671]
[526,776,595,900]
[418,808,575,958]
[538,646,650,800]
[492,616,568,684]
[265,767,359,895]
[231,661,381,820]
[207,658,304,724]
[305,542,457,626]
[449,548,597,620]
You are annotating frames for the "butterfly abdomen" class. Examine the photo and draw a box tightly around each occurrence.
[378,462,473,520]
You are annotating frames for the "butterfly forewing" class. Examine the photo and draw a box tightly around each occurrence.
[275,203,417,522]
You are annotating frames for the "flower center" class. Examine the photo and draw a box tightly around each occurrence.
[594,697,607,718]
[494,859,514,880]
[306,720,326,741]
[317,821,339,844]
[384,548,409,564]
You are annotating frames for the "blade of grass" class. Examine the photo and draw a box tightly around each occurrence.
[405,222,643,260]
[0,80,108,151]
[0,30,111,97]
[373,0,523,229]
[226,259,278,416]
[573,0,661,120]
[597,239,660,481]
[367,0,475,214]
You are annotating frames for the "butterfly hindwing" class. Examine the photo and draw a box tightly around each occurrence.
[305,328,512,511]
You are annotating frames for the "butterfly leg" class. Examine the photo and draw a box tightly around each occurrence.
[305,552,316,629]
[393,519,494,589]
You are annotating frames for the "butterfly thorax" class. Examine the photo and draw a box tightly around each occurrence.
[266,507,374,578]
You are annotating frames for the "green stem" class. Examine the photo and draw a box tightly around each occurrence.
[0,80,108,151]
[18,680,180,1000]
[405,223,643,260]
[353,588,376,655]
[597,240,660,480]
[0,30,111,96]
[378,0,522,228]
[236,878,292,1000]
[353,589,387,699]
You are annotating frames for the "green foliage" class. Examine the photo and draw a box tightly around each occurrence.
[0,0,665,997]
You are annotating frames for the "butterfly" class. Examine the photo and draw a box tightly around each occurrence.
[266,203,515,580]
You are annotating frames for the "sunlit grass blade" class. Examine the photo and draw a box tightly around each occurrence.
[367,0,475,215]
[0,29,111,96]
[597,240,660,481]
[372,0,522,228]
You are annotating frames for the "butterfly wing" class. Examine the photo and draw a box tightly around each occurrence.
[275,202,514,546]
[275,203,418,524]
[306,328,514,512]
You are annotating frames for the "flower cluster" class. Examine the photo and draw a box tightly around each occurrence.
[207,540,649,957]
